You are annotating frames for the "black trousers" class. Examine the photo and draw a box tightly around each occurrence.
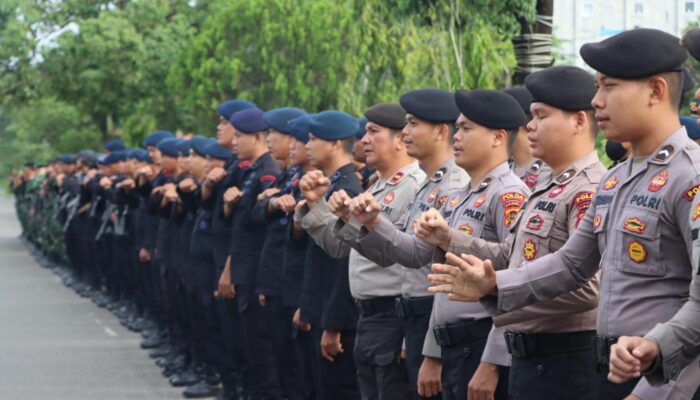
[509,349,597,400]
[236,284,283,399]
[311,326,360,400]
[440,337,509,400]
[355,312,410,400]
[267,296,308,400]
[403,311,440,400]
[596,363,639,400]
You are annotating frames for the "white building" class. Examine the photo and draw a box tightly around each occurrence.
[554,0,700,67]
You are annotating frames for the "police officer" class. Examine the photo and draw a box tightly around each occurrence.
[334,88,468,399]
[502,87,552,189]
[353,89,528,400]
[297,103,422,400]
[220,107,284,400]
[427,28,700,400]
[293,110,363,399]
[418,66,606,400]
[251,107,309,400]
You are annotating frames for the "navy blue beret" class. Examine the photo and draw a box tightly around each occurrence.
[525,66,596,111]
[203,140,233,160]
[176,139,192,157]
[58,154,78,164]
[502,87,533,116]
[399,88,460,123]
[356,116,368,138]
[454,89,528,130]
[104,139,126,152]
[364,103,406,130]
[681,116,700,140]
[230,108,268,134]
[100,150,127,165]
[217,99,257,120]
[127,148,150,163]
[189,135,211,157]
[580,28,687,79]
[307,110,359,141]
[144,130,174,147]
[263,107,308,134]
[288,115,311,143]
[77,150,98,167]
[158,138,184,158]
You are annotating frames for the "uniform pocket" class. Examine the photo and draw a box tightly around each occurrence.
[615,210,665,277]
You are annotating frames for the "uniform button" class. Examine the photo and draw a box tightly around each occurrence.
[536,364,545,376]
[462,347,471,358]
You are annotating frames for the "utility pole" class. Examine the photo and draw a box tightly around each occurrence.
[512,0,555,85]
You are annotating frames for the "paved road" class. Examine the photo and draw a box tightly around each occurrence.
[0,196,183,400]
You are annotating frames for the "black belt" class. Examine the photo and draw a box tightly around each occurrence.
[505,330,595,359]
[355,296,400,318]
[433,318,492,347]
[395,296,434,319]
[592,335,618,365]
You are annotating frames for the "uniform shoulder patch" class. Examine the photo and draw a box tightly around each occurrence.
[388,171,405,185]
[683,183,700,201]
[500,192,526,228]
[238,160,251,169]
[573,191,594,228]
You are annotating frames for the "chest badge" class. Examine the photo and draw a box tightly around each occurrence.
[524,174,538,189]
[523,240,537,261]
[604,176,618,190]
[623,217,646,234]
[427,187,439,204]
[627,241,647,263]
[526,214,544,231]
[647,170,668,193]
[593,214,602,229]
[458,224,474,236]
[548,185,566,198]
[449,195,460,207]
[383,191,395,204]
[473,193,487,208]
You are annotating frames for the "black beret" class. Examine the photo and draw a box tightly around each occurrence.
[364,103,407,130]
[502,87,533,115]
[399,88,459,123]
[525,66,596,111]
[683,28,700,61]
[230,108,268,134]
[682,66,695,94]
[454,89,528,130]
[605,140,628,162]
[307,111,359,140]
[580,28,686,79]
[263,107,307,134]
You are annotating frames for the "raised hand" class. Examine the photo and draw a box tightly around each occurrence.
[428,252,497,301]
[327,189,352,221]
[299,170,330,207]
[415,208,451,249]
[349,192,381,229]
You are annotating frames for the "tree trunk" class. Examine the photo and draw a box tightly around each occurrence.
[512,0,554,85]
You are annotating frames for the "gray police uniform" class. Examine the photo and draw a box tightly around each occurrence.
[349,158,468,397]
[448,152,605,400]
[512,159,552,191]
[298,161,424,400]
[644,187,700,391]
[358,161,528,400]
[485,128,700,400]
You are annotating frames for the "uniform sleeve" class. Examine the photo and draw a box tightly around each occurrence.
[447,231,513,270]
[355,216,435,269]
[480,326,510,367]
[644,188,700,385]
[421,303,443,358]
[487,203,601,315]
[239,170,278,228]
[299,199,353,259]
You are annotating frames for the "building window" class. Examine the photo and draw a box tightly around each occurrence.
[633,1,644,15]
[686,1,696,14]
[582,2,594,17]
